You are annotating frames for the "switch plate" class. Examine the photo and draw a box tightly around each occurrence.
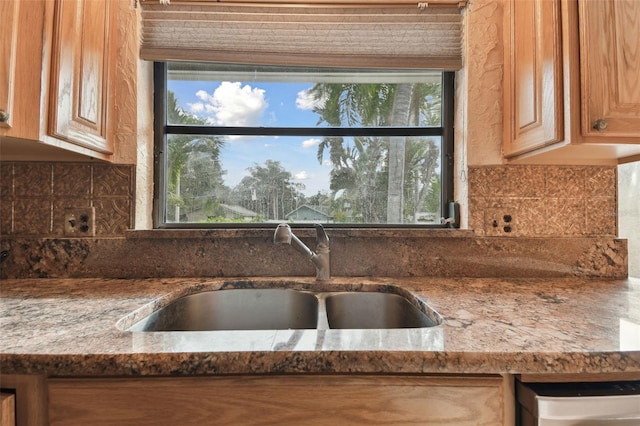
[64,207,95,237]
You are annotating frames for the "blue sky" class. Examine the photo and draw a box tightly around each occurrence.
[168,79,332,196]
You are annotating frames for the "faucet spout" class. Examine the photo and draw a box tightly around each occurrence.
[273,223,293,245]
[274,223,314,257]
[273,223,330,281]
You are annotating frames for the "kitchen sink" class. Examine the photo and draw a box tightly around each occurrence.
[325,292,438,329]
[123,285,441,332]
[127,289,319,331]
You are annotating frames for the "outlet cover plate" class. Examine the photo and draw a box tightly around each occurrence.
[484,208,516,236]
[64,207,95,237]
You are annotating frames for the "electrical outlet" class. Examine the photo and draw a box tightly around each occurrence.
[64,207,95,237]
[485,209,515,236]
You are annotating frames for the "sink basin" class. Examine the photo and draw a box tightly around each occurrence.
[128,289,319,331]
[325,292,438,329]
[124,285,441,332]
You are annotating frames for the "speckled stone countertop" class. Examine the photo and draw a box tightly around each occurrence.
[1,277,639,377]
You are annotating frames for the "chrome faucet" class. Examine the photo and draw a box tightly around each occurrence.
[273,223,330,281]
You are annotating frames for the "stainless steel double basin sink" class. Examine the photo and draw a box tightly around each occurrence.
[123,284,442,332]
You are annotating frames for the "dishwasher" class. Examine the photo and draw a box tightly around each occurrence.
[516,380,640,425]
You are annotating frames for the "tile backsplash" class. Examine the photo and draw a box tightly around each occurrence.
[0,162,135,237]
[0,162,627,279]
[468,165,617,237]
[0,163,618,238]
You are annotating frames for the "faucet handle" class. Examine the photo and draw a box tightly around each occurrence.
[315,224,329,249]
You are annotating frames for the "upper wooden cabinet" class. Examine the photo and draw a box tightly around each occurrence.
[49,0,113,155]
[503,0,564,157]
[0,1,18,132]
[0,0,49,143]
[0,0,119,161]
[503,0,640,164]
[579,0,640,142]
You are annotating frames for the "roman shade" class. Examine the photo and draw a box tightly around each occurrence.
[139,0,467,70]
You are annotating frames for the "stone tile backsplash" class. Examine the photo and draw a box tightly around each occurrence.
[0,163,618,239]
[468,165,617,237]
[0,162,135,237]
[0,163,627,279]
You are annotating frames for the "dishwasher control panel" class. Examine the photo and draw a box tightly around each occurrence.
[517,380,640,425]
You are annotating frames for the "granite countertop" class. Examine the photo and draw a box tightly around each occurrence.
[1,276,639,377]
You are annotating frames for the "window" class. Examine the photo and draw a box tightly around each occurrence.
[154,62,454,227]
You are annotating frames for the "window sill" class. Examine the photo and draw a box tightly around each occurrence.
[125,228,474,240]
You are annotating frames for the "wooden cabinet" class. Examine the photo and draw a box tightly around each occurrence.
[503,0,640,165]
[49,0,113,155]
[0,375,47,426]
[0,0,49,143]
[0,393,16,426]
[503,0,564,157]
[48,375,514,426]
[578,0,640,142]
[0,0,18,131]
[0,0,118,161]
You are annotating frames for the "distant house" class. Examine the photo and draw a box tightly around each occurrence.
[217,204,258,221]
[184,204,258,222]
[285,204,333,223]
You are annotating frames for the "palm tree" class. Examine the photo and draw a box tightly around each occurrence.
[311,81,442,224]
[404,138,440,220]
[386,83,414,223]
[166,91,225,222]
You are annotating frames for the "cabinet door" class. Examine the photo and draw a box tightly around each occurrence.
[0,375,47,426]
[0,0,19,131]
[49,375,509,426]
[49,0,113,155]
[503,0,564,158]
[579,0,640,141]
[0,393,16,426]
[0,0,47,141]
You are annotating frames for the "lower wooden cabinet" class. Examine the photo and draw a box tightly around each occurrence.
[0,375,47,426]
[0,393,16,426]
[48,375,513,426]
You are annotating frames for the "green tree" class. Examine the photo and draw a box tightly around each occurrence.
[305,191,332,210]
[233,160,302,220]
[404,138,440,221]
[387,83,413,223]
[166,91,225,222]
[311,81,442,224]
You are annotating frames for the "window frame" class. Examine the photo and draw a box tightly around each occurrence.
[153,62,455,229]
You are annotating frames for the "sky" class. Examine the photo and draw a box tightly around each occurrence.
[168,79,333,197]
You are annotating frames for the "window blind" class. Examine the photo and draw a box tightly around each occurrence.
[139,0,466,70]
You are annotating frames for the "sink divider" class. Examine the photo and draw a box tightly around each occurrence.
[314,292,331,330]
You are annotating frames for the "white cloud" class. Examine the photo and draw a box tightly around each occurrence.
[302,138,321,149]
[188,102,205,113]
[294,171,310,180]
[188,82,268,127]
[296,88,324,111]
[195,90,209,101]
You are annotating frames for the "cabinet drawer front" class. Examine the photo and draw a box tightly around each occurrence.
[49,375,506,426]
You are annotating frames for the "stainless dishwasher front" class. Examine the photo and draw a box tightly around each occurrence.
[516,380,640,425]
